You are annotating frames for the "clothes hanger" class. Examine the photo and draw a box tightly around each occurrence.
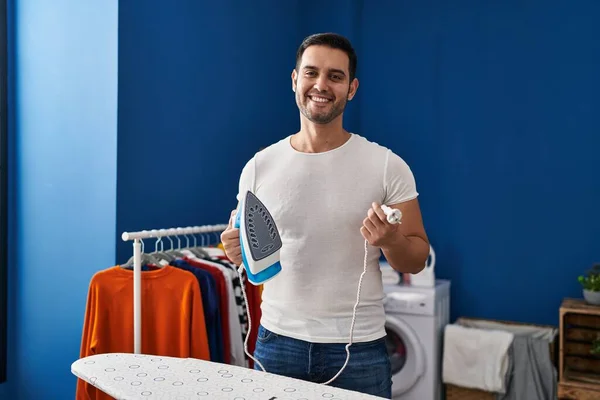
[178,233,196,258]
[151,237,175,263]
[180,233,208,259]
[191,233,210,258]
[165,235,186,259]
[200,232,226,257]
[121,239,164,269]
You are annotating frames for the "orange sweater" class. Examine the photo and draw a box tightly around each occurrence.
[76,265,210,400]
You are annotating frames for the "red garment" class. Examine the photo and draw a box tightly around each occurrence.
[183,257,231,364]
[214,255,262,369]
[244,278,262,368]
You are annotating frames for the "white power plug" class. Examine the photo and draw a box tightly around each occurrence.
[381,204,402,224]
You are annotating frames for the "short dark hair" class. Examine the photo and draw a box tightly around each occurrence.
[295,33,357,82]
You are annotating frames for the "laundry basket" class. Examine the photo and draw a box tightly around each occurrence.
[443,317,558,400]
[445,384,496,400]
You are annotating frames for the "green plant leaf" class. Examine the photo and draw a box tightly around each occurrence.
[578,264,600,291]
[591,337,600,355]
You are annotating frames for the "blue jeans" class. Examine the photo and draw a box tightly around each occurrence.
[253,324,392,398]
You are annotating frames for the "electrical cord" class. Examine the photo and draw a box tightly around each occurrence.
[322,237,369,384]
[236,205,402,384]
[237,264,266,372]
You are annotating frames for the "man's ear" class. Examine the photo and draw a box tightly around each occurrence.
[291,69,297,92]
[347,78,359,100]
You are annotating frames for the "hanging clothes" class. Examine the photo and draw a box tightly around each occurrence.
[243,275,262,366]
[170,247,264,368]
[76,238,264,400]
[211,254,262,368]
[181,254,246,367]
[175,247,264,368]
[169,259,224,363]
[76,265,210,400]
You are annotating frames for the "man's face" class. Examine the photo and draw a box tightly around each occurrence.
[292,45,358,125]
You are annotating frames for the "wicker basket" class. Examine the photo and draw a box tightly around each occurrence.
[444,317,558,399]
[445,384,496,400]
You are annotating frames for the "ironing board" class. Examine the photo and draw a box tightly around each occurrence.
[72,353,382,399]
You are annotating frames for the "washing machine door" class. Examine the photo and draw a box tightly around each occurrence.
[385,315,426,397]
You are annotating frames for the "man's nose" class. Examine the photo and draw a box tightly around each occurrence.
[314,75,329,92]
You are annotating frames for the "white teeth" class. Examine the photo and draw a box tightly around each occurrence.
[310,97,330,103]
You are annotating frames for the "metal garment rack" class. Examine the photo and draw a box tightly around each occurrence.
[121,224,229,354]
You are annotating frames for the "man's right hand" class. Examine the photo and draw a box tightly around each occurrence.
[220,209,242,266]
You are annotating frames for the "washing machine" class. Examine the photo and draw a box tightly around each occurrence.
[382,278,451,400]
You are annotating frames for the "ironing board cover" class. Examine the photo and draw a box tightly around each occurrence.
[72,353,382,399]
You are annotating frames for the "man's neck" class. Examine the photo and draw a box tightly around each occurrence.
[291,119,351,153]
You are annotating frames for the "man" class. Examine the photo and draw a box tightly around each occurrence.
[220,32,429,398]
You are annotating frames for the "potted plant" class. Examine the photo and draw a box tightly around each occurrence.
[578,263,600,305]
[591,335,600,355]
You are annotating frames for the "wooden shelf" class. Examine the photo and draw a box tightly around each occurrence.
[561,298,600,316]
[564,368,600,385]
[559,298,600,399]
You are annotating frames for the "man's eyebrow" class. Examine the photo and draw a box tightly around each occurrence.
[303,65,347,76]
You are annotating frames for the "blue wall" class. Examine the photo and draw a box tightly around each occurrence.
[118,0,600,330]
[359,0,600,326]
[5,0,118,399]
[297,0,364,132]
[115,0,304,262]
[114,0,370,261]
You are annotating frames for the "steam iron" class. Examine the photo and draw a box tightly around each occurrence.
[234,191,282,285]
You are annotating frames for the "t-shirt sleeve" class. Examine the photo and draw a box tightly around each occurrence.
[383,149,419,205]
[236,156,256,203]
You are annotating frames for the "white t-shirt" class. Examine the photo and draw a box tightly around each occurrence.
[236,133,419,343]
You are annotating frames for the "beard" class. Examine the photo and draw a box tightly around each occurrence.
[297,89,349,125]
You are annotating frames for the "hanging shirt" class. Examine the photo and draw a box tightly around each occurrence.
[206,258,248,341]
[76,265,210,400]
[183,255,246,367]
[170,259,223,363]
[182,257,232,364]
[211,256,260,366]
[207,251,263,368]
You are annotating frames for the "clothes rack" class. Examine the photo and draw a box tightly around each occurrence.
[121,224,229,354]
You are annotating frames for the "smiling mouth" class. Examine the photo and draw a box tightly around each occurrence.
[308,95,333,104]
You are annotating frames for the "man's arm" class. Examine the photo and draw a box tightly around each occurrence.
[361,198,430,274]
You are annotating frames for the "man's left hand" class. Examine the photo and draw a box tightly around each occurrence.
[360,202,399,248]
